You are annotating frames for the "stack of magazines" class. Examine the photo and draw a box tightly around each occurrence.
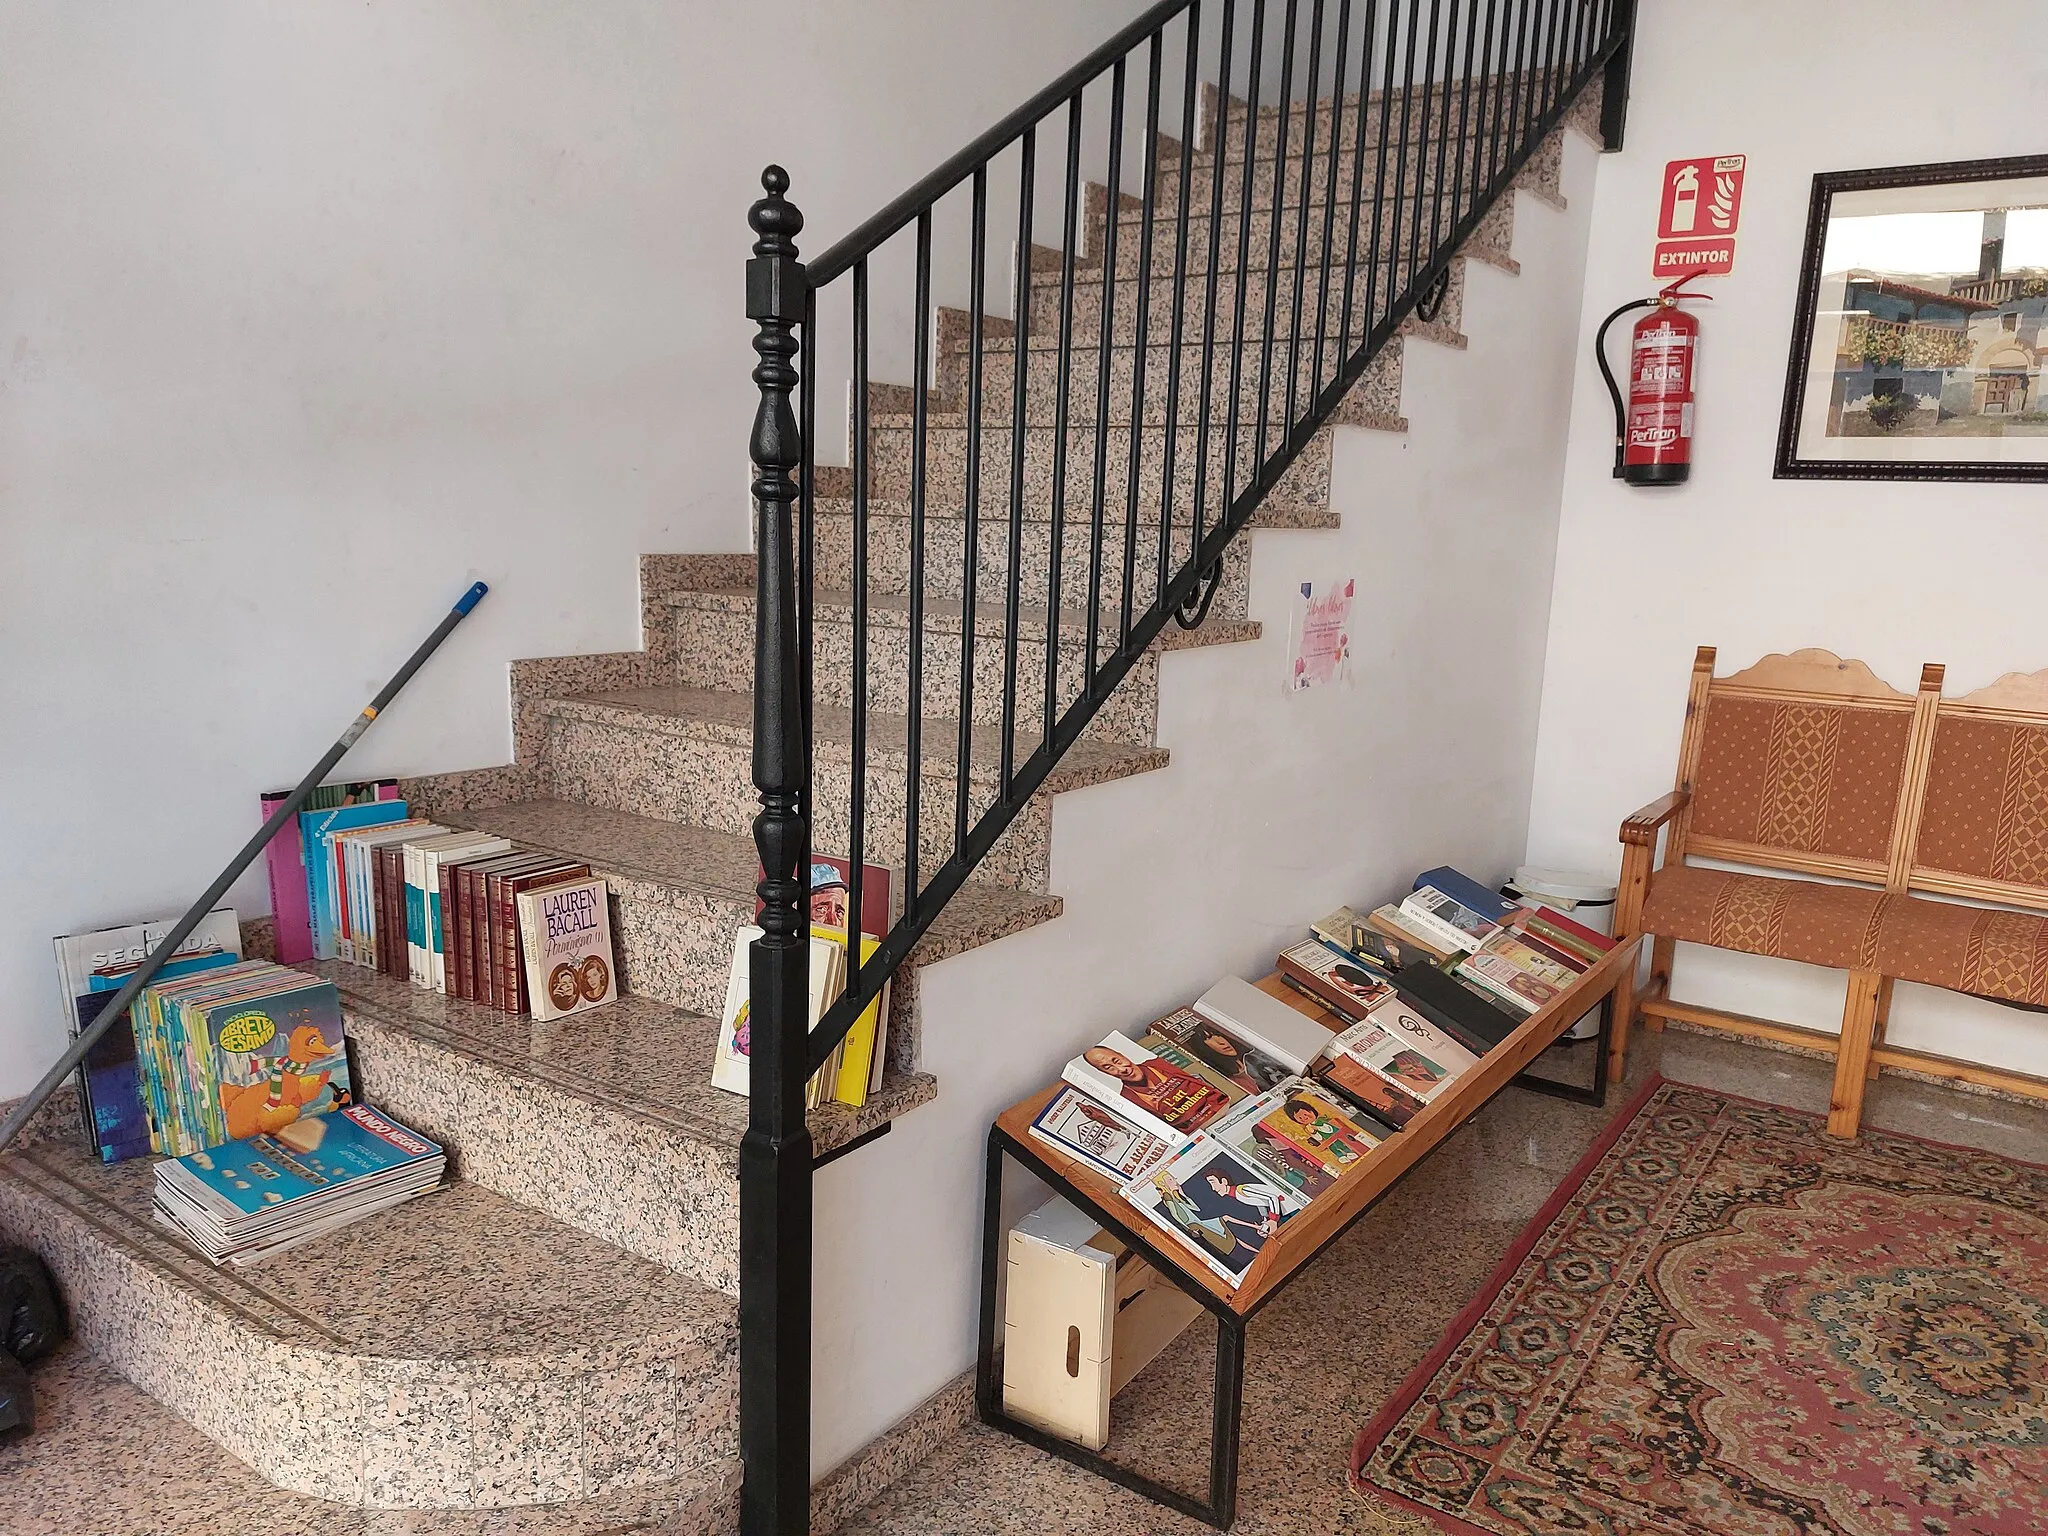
[152,1104,445,1266]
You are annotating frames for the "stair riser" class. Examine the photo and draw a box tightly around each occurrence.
[0,1158,736,1509]
[536,709,1054,893]
[811,502,1257,630]
[1139,133,1506,226]
[672,597,1162,745]
[346,1006,747,1293]
[1208,72,1569,144]
[1077,192,1485,290]
[1022,253,1465,341]
[931,329,1402,428]
[858,416,1334,524]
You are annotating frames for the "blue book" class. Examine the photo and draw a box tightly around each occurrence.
[1411,866,1519,924]
[298,802,409,960]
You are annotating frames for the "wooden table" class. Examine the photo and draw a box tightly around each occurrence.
[973,936,1642,1528]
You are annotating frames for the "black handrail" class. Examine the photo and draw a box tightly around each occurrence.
[742,5,1636,1530]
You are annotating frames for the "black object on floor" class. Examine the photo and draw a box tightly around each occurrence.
[0,1245,66,1436]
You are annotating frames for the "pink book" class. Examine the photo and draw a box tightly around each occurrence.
[262,780,399,963]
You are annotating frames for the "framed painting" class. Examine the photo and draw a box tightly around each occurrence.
[1775,154,2048,482]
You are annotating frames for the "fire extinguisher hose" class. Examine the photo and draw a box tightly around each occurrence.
[1594,298,1657,479]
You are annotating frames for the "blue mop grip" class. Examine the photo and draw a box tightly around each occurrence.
[454,580,490,615]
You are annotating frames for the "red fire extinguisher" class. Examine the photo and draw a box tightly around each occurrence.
[1595,273,1712,486]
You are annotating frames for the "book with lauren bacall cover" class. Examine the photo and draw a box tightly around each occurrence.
[1028,1086,1175,1185]
[1122,1136,1306,1288]
[1062,1032,1234,1144]
[515,877,618,1023]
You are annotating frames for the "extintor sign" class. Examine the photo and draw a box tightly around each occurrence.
[1652,154,1745,278]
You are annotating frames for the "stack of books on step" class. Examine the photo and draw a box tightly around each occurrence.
[152,1104,445,1267]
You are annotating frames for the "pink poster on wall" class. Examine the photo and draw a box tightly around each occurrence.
[1288,578,1353,692]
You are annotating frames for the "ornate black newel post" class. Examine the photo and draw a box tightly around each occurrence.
[742,164,813,1536]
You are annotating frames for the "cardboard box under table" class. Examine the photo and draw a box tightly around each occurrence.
[975,944,1641,1529]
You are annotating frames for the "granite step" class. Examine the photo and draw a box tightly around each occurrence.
[528,684,1168,894]
[411,797,1062,1041]
[324,960,931,1293]
[809,491,1280,626]
[667,585,1258,746]
[921,325,1407,431]
[1017,249,1471,344]
[0,1116,737,1511]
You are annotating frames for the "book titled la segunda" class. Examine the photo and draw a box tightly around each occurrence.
[516,877,618,1022]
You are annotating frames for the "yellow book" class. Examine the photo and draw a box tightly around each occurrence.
[816,926,888,1109]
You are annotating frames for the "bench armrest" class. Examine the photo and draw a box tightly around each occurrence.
[1620,790,1691,847]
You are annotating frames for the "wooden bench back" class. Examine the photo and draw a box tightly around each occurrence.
[1669,647,1942,891]
[1907,670,2048,914]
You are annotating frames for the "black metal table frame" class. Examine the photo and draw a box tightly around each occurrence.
[972,1000,1610,1528]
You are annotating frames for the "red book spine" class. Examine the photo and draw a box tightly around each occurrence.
[475,867,500,1009]
[496,874,523,1013]
[384,846,409,978]
[372,848,393,976]
[437,863,462,996]
[457,864,482,1002]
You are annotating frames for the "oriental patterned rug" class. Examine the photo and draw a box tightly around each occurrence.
[1350,1077,2048,1536]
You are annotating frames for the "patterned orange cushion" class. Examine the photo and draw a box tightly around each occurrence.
[1640,865,1887,972]
[1688,695,1913,865]
[1872,894,2048,1007]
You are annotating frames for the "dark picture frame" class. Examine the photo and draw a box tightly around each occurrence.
[1775,154,2048,483]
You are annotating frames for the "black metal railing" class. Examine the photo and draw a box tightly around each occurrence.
[742,1,1635,1528]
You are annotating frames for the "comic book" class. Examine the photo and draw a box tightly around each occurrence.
[1121,1136,1307,1289]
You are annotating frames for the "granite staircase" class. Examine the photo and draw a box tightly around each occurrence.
[0,60,1604,1536]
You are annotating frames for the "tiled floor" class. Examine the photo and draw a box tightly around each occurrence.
[835,1029,2048,1536]
[7,1026,2045,1536]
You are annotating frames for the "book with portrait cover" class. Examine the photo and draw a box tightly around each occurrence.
[1364,995,1480,1078]
[1062,1031,1235,1144]
[754,855,901,940]
[1121,1135,1307,1289]
[1277,939,1396,1022]
[1028,1086,1176,1185]
[515,877,617,1022]
[1204,1079,1385,1198]
[1146,1005,1292,1095]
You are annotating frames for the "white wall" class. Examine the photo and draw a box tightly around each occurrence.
[814,134,1599,1472]
[0,0,1157,1097]
[1524,0,2048,1075]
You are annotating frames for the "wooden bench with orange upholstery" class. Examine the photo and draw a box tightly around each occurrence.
[1608,647,2048,1138]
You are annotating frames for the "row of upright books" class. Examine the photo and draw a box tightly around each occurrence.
[1026,866,1614,1290]
[267,787,616,1022]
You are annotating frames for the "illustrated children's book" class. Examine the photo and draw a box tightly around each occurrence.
[54,909,243,1162]
[1062,1032,1235,1144]
[515,876,618,1022]
[261,779,398,964]
[1204,1079,1383,1198]
[755,854,902,940]
[1122,1135,1307,1288]
[1027,1086,1176,1185]
[152,1103,445,1266]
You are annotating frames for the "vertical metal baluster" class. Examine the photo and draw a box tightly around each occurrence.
[1426,0,1460,261]
[800,290,818,899]
[1449,0,1490,245]
[1600,0,1637,149]
[1253,0,1294,475]
[1474,0,1501,203]
[1217,0,1265,539]
[1337,0,1379,358]
[1283,0,1324,438]
[1311,0,1353,402]
[1388,0,1423,302]
[905,212,932,905]
[1406,0,1439,302]
[1122,29,1166,650]
[1497,0,1531,187]
[847,256,870,993]
[1000,130,1035,797]
[1360,0,1402,341]
[1044,95,1083,749]
[1087,62,1126,683]
[740,164,810,1536]
[1528,0,1560,138]
[1187,0,1237,592]
[955,169,988,857]
[1158,2,1207,610]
